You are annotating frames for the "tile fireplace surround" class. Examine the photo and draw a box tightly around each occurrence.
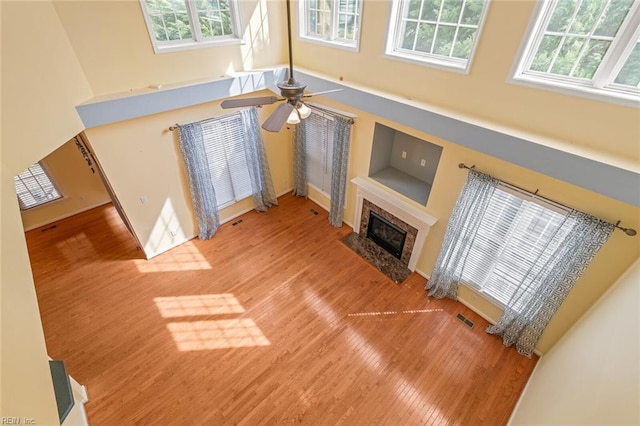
[350,177,437,274]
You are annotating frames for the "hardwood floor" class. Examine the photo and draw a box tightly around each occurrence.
[26,194,537,425]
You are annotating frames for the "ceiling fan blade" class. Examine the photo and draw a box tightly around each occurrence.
[262,102,294,132]
[221,96,279,109]
[302,89,343,97]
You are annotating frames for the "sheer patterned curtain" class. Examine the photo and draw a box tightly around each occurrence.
[329,116,352,227]
[428,168,614,357]
[427,170,498,298]
[487,211,614,356]
[240,107,278,211]
[292,119,308,197]
[178,122,220,240]
[292,113,352,227]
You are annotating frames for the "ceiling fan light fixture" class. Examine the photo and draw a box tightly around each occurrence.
[297,102,311,119]
[286,108,301,124]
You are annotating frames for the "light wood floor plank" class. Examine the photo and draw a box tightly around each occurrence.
[26,194,537,425]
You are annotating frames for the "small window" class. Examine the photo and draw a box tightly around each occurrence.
[298,0,363,50]
[460,185,574,312]
[200,112,254,208]
[302,111,335,194]
[511,0,640,104]
[385,0,490,72]
[139,0,242,53]
[14,163,62,210]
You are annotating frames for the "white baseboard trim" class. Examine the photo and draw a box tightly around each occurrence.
[23,200,112,232]
[69,375,89,403]
[220,187,295,226]
[415,269,430,279]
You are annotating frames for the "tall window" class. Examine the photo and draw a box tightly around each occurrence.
[511,0,640,104]
[303,112,335,194]
[14,163,62,210]
[201,112,253,208]
[140,0,242,53]
[459,185,574,312]
[385,0,490,72]
[298,0,363,50]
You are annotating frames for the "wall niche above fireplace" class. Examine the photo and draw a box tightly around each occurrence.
[368,123,443,205]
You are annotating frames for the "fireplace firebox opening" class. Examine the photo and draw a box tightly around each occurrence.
[366,211,407,259]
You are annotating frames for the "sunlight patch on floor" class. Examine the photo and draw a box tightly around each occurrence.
[303,288,448,422]
[55,232,96,261]
[347,308,443,317]
[167,319,270,351]
[134,240,211,272]
[154,294,245,318]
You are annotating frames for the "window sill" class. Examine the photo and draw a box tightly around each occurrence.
[298,35,359,52]
[509,74,640,108]
[384,50,470,74]
[152,38,245,54]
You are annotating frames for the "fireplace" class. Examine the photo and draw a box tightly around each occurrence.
[367,211,407,259]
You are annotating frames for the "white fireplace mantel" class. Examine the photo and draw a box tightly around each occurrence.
[351,176,437,271]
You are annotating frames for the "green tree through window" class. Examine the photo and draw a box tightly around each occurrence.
[141,0,240,52]
[387,0,489,71]
[513,0,639,103]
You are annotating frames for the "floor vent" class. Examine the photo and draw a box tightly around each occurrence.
[232,219,244,226]
[310,209,319,216]
[456,313,475,329]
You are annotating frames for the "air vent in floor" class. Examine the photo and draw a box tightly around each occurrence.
[456,313,475,329]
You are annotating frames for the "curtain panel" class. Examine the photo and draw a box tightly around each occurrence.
[487,211,614,356]
[329,116,352,227]
[240,107,278,211]
[427,168,614,357]
[177,122,220,240]
[427,170,498,298]
[177,107,277,240]
[292,119,308,197]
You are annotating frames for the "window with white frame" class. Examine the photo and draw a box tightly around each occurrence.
[303,111,335,194]
[298,0,363,50]
[512,0,640,104]
[459,185,575,312]
[200,112,254,208]
[14,163,63,210]
[385,0,490,72]
[140,0,242,53]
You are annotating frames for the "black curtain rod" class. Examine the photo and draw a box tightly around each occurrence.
[458,163,636,237]
[306,104,355,124]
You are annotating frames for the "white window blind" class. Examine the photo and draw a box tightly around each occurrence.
[303,112,334,194]
[200,113,253,208]
[14,162,62,210]
[460,185,574,311]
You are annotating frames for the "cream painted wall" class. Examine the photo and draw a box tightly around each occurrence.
[306,96,640,354]
[1,1,93,421]
[20,138,111,231]
[1,0,92,175]
[0,166,59,423]
[509,259,640,425]
[84,94,293,259]
[53,0,287,96]
[291,0,640,164]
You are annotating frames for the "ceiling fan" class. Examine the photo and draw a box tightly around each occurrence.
[220,0,340,132]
